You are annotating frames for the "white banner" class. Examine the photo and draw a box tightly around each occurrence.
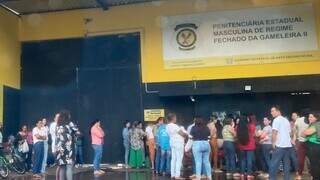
[161,3,318,69]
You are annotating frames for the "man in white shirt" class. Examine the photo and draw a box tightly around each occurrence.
[269,105,292,180]
[41,118,49,173]
[49,113,59,153]
[292,112,309,177]
[166,113,187,179]
[32,120,47,178]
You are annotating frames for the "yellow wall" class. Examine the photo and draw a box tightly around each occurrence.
[0,8,20,88]
[19,0,320,83]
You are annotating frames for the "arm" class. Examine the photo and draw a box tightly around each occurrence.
[272,129,278,149]
[302,127,316,137]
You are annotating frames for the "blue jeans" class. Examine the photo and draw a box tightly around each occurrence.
[33,142,44,174]
[155,146,161,173]
[124,143,129,165]
[160,149,171,174]
[41,141,48,173]
[289,146,298,172]
[192,151,207,175]
[92,144,103,171]
[223,141,236,172]
[192,141,212,179]
[240,150,254,174]
[261,144,272,172]
[269,147,291,180]
[75,145,84,165]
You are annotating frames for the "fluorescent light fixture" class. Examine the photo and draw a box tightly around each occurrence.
[0,3,20,16]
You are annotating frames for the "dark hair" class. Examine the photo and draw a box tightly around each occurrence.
[309,111,320,122]
[124,120,130,128]
[248,114,257,124]
[237,116,249,145]
[58,110,71,126]
[224,118,233,125]
[157,117,164,123]
[89,119,100,135]
[271,105,281,112]
[194,117,205,127]
[167,113,176,122]
[292,112,300,116]
[132,121,139,128]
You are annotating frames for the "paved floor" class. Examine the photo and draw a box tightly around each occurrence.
[9,167,312,180]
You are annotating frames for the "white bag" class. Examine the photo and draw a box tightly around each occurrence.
[184,138,193,152]
[19,140,29,153]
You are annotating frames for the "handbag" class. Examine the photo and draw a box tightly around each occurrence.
[184,136,193,152]
[18,140,29,153]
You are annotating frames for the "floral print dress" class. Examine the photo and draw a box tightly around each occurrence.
[55,125,74,165]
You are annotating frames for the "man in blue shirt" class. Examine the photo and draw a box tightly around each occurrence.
[157,119,171,175]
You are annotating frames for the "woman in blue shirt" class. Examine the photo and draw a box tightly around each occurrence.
[122,121,131,167]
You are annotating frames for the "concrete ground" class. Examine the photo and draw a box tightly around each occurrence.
[8,165,312,180]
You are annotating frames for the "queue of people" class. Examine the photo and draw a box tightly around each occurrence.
[122,106,320,180]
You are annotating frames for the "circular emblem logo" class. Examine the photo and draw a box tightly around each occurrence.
[176,28,197,48]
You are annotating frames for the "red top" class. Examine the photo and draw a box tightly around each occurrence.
[238,123,256,150]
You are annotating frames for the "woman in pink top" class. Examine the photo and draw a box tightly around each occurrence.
[90,119,105,176]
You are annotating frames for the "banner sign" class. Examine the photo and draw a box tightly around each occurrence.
[144,109,165,122]
[161,3,319,69]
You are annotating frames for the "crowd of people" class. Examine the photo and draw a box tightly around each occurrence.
[0,105,319,180]
[122,106,320,180]
[0,110,87,179]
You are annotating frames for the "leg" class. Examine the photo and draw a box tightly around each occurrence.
[212,138,218,170]
[166,150,171,174]
[192,141,202,179]
[58,165,66,180]
[135,149,144,168]
[92,145,102,171]
[175,143,184,178]
[229,142,236,172]
[296,141,306,175]
[289,146,299,173]
[203,142,212,179]
[148,139,155,169]
[41,141,48,173]
[129,148,137,168]
[239,150,246,174]
[33,142,44,174]
[282,148,291,180]
[170,146,177,178]
[97,145,103,169]
[124,144,129,165]
[155,146,161,173]
[247,150,254,175]
[262,144,272,172]
[269,147,284,180]
[78,147,84,165]
[223,142,230,172]
[160,149,166,173]
[66,164,73,180]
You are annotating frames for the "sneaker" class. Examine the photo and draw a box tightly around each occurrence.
[214,169,223,173]
[201,175,207,179]
[94,171,104,176]
[99,170,106,174]
[175,177,185,180]
[263,173,270,178]
[247,175,255,179]
[189,174,196,179]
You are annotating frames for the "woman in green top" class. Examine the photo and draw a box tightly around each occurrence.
[302,112,320,180]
